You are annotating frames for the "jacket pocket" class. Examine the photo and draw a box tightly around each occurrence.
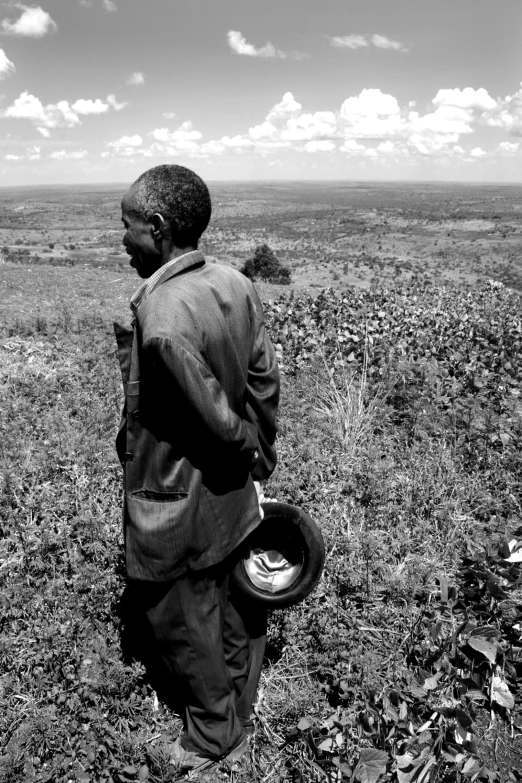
[132,488,188,502]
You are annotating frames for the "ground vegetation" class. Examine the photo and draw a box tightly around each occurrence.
[0,258,521,782]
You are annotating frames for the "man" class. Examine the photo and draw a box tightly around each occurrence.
[114,164,280,771]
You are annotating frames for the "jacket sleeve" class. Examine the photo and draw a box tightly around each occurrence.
[245,297,280,481]
[143,335,261,468]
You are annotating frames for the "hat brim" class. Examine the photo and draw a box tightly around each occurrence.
[230,502,325,609]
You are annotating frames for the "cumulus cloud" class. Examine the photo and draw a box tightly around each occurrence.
[329,34,368,49]
[328,33,408,52]
[1,5,57,37]
[249,121,277,140]
[106,93,127,111]
[226,30,308,59]
[163,111,176,119]
[36,126,50,137]
[150,121,202,146]
[340,88,403,138]
[127,72,144,86]
[107,135,142,150]
[5,153,20,160]
[376,140,396,152]
[341,89,400,119]
[3,91,79,127]
[371,34,408,52]
[3,90,126,128]
[498,141,519,154]
[28,145,40,160]
[103,0,117,11]
[0,47,15,78]
[485,83,522,135]
[408,106,474,136]
[281,112,338,142]
[71,98,109,115]
[50,149,88,160]
[97,82,522,165]
[303,140,335,153]
[266,92,302,123]
[434,87,497,112]
[339,139,366,153]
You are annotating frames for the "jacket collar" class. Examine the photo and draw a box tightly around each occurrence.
[149,249,205,296]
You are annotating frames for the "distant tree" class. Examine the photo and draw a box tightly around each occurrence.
[48,242,54,249]
[241,243,291,285]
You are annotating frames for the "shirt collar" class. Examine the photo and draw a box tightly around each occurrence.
[130,250,204,314]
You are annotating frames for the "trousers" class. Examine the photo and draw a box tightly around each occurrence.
[131,556,267,758]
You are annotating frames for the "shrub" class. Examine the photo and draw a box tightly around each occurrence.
[241,243,292,285]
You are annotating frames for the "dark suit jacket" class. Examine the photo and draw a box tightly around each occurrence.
[114,252,280,581]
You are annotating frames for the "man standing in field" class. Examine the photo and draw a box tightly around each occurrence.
[114,164,280,771]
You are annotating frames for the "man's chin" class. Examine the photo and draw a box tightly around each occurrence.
[129,255,154,278]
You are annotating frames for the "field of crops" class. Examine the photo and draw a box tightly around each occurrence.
[1,267,521,782]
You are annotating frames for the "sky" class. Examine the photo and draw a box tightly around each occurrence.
[0,0,522,185]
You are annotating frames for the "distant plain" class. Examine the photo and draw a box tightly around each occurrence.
[1,181,522,322]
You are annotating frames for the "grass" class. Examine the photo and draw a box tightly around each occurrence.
[1,272,521,782]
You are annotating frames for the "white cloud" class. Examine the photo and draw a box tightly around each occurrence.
[408,105,474,136]
[498,141,519,154]
[470,147,486,157]
[249,121,277,140]
[371,34,408,52]
[163,111,176,119]
[3,91,79,128]
[28,145,40,160]
[5,153,20,160]
[1,5,57,37]
[50,149,88,160]
[433,87,497,112]
[103,0,117,11]
[340,89,403,138]
[281,111,337,142]
[376,140,395,152]
[341,89,401,119]
[106,93,127,111]
[339,139,366,153]
[108,134,142,150]
[3,90,125,128]
[485,83,522,135]
[71,98,109,115]
[227,30,288,58]
[150,121,202,145]
[329,34,368,49]
[0,48,15,79]
[266,92,302,123]
[127,72,144,86]
[303,140,335,153]
[329,33,408,52]
[36,126,50,137]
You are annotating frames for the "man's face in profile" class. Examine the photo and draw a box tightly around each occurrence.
[121,185,160,278]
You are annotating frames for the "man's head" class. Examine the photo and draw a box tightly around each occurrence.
[121,164,211,278]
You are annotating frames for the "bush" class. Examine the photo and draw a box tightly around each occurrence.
[241,243,292,285]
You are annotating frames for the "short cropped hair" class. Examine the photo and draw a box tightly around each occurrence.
[131,164,211,248]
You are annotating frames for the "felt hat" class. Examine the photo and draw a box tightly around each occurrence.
[231,502,325,609]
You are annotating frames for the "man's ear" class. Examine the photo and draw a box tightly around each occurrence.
[151,213,166,241]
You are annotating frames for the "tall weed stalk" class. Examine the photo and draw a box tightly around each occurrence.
[315,338,392,465]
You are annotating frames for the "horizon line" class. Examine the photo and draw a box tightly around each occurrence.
[1,178,522,190]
